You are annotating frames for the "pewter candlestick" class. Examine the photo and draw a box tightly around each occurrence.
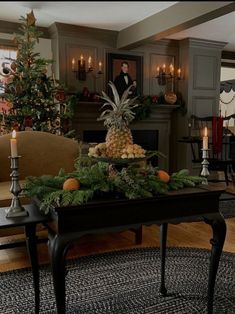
[5,156,28,218]
[200,149,210,184]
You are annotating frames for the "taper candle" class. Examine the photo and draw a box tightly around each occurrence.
[177,68,181,79]
[10,130,18,157]
[88,56,92,69]
[156,66,160,76]
[203,127,208,150]
[98,61,102,72]
[80,54,84,66]
[72,58,75,71]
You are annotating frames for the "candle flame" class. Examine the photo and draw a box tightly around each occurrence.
[72,58,75,65]
[12,130,16,139]
[204,127,208,137]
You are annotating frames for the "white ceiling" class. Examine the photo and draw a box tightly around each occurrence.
[166,11,235,51]
[0,1,234,51]
[0,1,177,31]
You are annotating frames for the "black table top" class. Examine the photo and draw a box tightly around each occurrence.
[0,204,48,229]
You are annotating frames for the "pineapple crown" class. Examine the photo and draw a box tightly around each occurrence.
[98,81,139,129]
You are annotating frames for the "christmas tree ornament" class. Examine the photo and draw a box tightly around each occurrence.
[10,62,17,72]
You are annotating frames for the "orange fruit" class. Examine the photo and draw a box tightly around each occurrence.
[63,178,80,190]
[156,170,170,183]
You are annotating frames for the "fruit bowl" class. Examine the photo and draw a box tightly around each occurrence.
[91,156,147,165]
[91,151,164,167]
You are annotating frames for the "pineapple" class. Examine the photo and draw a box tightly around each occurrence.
[98,81,139,158]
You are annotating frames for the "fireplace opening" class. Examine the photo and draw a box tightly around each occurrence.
[83,130,159,166]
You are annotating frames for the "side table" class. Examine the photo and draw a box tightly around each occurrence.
[0,204,48,314]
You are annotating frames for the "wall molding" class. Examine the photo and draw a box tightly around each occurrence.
[0,19,49,38]
[193,55,217,90]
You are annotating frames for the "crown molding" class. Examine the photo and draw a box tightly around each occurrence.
[0,19,50,38]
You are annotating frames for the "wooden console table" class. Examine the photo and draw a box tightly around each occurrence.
[35,184,226,314]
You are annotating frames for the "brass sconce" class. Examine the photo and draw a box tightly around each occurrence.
[156,64,182,86]
[72,55,103,81]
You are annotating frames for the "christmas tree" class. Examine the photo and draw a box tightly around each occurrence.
[0,10,74,135]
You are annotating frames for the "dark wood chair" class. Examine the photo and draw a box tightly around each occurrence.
[186,114,235,185]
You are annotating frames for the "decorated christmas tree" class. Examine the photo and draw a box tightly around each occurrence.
[0,10,74,135]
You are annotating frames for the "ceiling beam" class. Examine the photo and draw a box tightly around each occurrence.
[117,2,235,49]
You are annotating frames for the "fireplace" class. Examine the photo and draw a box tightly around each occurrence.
[83,130,158,165]
[72,102,178,171]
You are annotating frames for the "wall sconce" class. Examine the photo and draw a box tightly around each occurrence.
[156,63,182,86]
[72,55,103,81]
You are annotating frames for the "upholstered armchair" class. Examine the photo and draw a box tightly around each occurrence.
[0,131,80,236]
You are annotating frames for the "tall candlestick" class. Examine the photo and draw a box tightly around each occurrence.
[10,130,18,157]
[169,64,174,76]
[72,58,75,71]
[202,127,208,150]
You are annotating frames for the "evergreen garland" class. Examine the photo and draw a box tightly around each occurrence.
[23,156,206,214]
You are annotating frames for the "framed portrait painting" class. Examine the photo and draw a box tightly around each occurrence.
[106,53,143,96]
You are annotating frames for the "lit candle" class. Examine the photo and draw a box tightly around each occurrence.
[156,66,160,76]
[162,64,166,73]
[10,130,18,157]
[177,68,181,79]
[169,64,174,76]
[203,127,208,150]
[72,58,75,71]
[80,54,84,66]
[88,56,92,69]
[98,61,102,72]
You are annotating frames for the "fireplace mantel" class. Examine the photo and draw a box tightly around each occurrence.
[72,102,179,170]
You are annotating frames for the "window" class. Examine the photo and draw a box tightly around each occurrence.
[0,46,17,113]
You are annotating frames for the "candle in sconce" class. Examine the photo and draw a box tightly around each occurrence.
[162,64,166,73]
[80,54,84,66]
[156,66,160,76]
[177,68,181,79]
[10,130,18,157]
[98,61,102,72]
[203,127,208,150]
[169,64,174,76]
[72,58,75,71]
[88,56,92,69]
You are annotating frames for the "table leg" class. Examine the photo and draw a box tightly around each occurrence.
[48,232,70,314]
[25,223,40,314]
[160,223,168,295]
[204,213,226,314]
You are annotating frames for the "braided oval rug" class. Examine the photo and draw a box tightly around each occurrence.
[0,247,234,314]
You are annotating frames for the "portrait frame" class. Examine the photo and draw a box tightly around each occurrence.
[106,53,143,96]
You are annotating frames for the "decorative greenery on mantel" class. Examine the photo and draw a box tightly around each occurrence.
[24,156,205,214]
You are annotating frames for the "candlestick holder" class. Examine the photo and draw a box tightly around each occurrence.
[5,156,28,218]
[200,149,210,184]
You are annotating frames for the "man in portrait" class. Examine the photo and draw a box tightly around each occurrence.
[114,61,134,97]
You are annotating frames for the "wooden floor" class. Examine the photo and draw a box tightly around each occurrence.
[1,217,235,272]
